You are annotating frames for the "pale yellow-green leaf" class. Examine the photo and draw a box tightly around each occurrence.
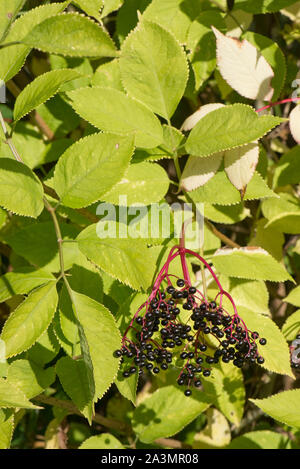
[0,159,44,218]
[282,309,300,340]
[0,379,40,409]
[284,285,300,307]
[0,409,14,449]
[133,385,211,443]
[213,27,274,101]
[237,307,294,378]
[0,282,58,358]
[53,133,134,209]
[224,143,259,195]
[120,20,188,120]
[212,247,293,282]
[67,87,163,149]
[193,408,231,449]
[181,103,224,131]
[180,153,223,191]
[250,390,300,428]
[80,433,124,449]
[102,162,169,205]
[290,105,300,143]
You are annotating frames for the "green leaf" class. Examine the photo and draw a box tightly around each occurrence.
[0,159,44,218]
[53,133,134,209]
[227,278,270,316]
[92,60,123,91]
[101,0,123,18]
[79,433,124,449]
[212,247,293,282]
[67,87,163,148]
[0,122,46,169]
[77,222,158,290]
[133,385,211,443]
[273,145,300,187]
[0,409,14,449]
[188,170,277,206]
[233,0,297,14]
[73,0,103,20]
[284,285,300,307]
[57,286,81,358]
[243,32,286,101]
[0,268,55,303]
[27,326,60,367]
[249,218,285,261]
[282,309,300,341]
[22,13,117,58]
[56,356,94,422]
[0,2,69,82]
[187,11,226,89]
[120,20,188,120]
[115,368,138,404]
[116,0,151,44]
[13,69,81,122]
[36,95,80,139]
[262,193,300,234]
[203,203,250,224]
[185,104,285,157]
[250,390,300,428]
[227,430,292,449]
[142,0,197,44]
[6,359,56,399]
[203,362,245,425]
[49,55,93,92]
[0,0,25,42]
[5,221,81,273]
[72,291,121,400]
[102,162,170,205]
[133,125,184,162]
[237,307,293,377]
[0,282,58,358]
[193,408,231,449]
[0,378,40,409]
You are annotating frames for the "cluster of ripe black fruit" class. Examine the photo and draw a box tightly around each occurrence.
[290,334,300,371]
[114,278,267,396]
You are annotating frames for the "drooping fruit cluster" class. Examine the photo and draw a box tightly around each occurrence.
[114,239,267,396]
[290,334,300,371]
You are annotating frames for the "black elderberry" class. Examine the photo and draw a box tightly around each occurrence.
[257,356,265,364]
[114,350,122,357]
[177,279,185,287]
[153,367,160,374]
[184,389,192,396]
[203,370,211,377]
[194,380,202,387]
[259,338,267,345]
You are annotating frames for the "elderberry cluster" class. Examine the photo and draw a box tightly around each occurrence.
[114,277,267,396]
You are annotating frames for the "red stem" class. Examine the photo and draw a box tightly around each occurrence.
[256,97,300,113]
